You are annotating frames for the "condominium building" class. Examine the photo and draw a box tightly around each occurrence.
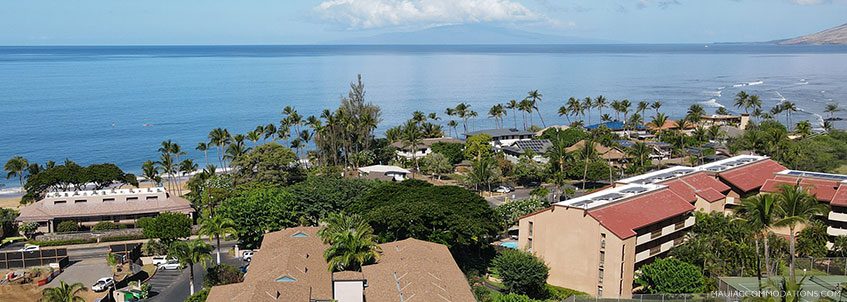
[16,187,193,233]
[207,227,475,302]
[518,183,696,298]
[696,155,787,207]
[758,170,847,244]
[616,166,731,213]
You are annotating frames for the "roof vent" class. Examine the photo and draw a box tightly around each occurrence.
[274,275,297,283]
[291,232,309,238]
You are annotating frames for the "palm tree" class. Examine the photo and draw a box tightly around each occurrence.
[318,213,381,272]
[41,281,86,302]
[620,99,631,122]
[247,130,262,146]
[505,99,519,129]
[488,104,506,128]
[169,239,213,296]
[447,120,459,137]
[825,103,841,120]
[527,90,545,127]
[637,100,649,116]
[748,94,763,113]
[626,142,651,174]
[208,128,231,172]
[734,91,750,114]
[4,156,28,189]
[557,104,571,124]
[651,101,662,115]
[774,185,827,280]
[649,113,669,132]
[565,97,582,124]
[610,100,622,121]
[794,121,812,138]
[582,97,593,125]
[595,95,607,118]
[263,123,277,142]
[780,101,798,130]
[142,160,161,186]
[739,194,778,280]
[179,159,198,179]
[199,214,237,265]
[687,104,706,123]
[196,142,209,167]
[401,120,422,175]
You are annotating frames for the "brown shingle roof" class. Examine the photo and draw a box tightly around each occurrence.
[566,140,627,161]
[207,229,475,302]
[15,193,193,222]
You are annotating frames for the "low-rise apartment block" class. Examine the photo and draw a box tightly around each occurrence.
[16,187,193,233]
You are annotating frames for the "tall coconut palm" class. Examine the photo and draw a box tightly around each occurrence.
[318,213,381,272]
[780,101,798,130]
[582,97,594,125]
[527,90,545,127]
[4,156,28,189]
[41,281,86,302]
[169,239,213,296]
[199,214,237,265]
[595,95,607,118]
[637,100,649,116]
[196,142,209,167]
[734,91,750,114]
[263,123,277,142]
[566,97,582,124]
[505,99,519,129]
[794,121,812,138]
[687,104,706,123]
[518,99,533,129]
[208,128,231,172]
[774,185,827,281]
[739,194,778,280]
[626,142,651,174]
[247,130,262,146]
[610,100,622,121]
[141,160,160,186]
[748,94,763,113]
[649,113,669,132]
[447,120,459,138]
[651,101,662,115]
[557,104,572,124]
[488,104,506,128]
[620,99,632,121]
[402,120,422,174]
[825,103,841,120]
[179,159,198,179]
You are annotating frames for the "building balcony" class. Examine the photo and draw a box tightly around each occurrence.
[829,212,847,223]
[635,239,679,263]
[827,226,847,237]
[635,216,694,246]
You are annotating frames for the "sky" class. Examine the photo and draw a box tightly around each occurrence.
[1,0,846,45]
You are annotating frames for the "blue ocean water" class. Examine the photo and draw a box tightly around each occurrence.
[1,44,846,188]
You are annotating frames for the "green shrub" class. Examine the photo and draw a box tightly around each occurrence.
[204,264,244,288]
[492,293,543,302]
[184,287,209,302]
[91,221,119,231]
[636,258,705,294]
[55,221,79,233]
[546,284,588,299]
[143,239,168,256]
[491,250,549,299]
[30,238,96,246]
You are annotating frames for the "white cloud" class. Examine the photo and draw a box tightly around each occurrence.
[315,0,543,29]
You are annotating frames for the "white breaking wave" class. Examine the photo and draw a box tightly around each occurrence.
[733,80,764,88]
[704,90,722,97]
[700,98,725,108]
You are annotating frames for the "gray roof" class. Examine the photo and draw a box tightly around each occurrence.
[502,139,553,155]
[465,128,535,138]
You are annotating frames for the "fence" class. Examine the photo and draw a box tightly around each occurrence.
[0,248,69,270]
[567,294,729,302]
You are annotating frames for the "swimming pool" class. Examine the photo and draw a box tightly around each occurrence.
[500,241,518,249]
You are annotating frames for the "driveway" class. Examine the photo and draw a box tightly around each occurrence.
[46,258,111,288]
[147,241,241,302]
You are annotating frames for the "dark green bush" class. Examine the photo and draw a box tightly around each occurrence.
[55,221,79,233]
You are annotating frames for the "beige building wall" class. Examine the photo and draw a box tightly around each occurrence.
[518,206,635,298]
[693,197,725,213]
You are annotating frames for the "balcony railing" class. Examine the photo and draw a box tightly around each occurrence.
[635,216,694,246]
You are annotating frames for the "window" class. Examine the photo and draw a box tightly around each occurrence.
[673,237,684,246]
[598,268,604,282]
[527,238,533,252]
[650,229,662,238]
[649,246,661,256]
[74,200,87,203]
[103,198,115,202]
[54,200,66,205]
[126,197,138,201]
[600,233,606,249]
[528,221,534,237]
[599,251,605,268]
[146,196,158,200]
[597,286,603,297]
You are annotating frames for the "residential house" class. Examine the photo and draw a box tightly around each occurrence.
[357,165,411,181]
[464,128,534,148]
[390,137,463,160]
[206,227,475,302]
[501,139,553,163]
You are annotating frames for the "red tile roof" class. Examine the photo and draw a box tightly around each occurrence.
[588,189,695,239]
[761,176,840,203]
[832,185,847,207]
[663,179,697,203]
[680,172,731,193]
[717,160,787,193]
[696,188,726,202]
[761,179,797,193]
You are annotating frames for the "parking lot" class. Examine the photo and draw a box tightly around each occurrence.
[46,258,111,288]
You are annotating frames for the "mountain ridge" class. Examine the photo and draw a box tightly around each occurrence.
[775,23,847,45]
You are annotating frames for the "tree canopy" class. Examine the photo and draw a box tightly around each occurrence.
[22,161,136,203]
[138,212,192,245]
[492,250,550,298]
[636,258,705,294]
[230,142,304,186]
[217,187,299,249]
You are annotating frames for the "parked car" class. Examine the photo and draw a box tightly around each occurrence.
[17,244,40,252]
[242,251,254,261]
[151,255,174,266]
[158,260,182,270]
[91,277,114,292]
[495,185,513,193]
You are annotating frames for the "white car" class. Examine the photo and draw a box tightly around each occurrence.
[151,255,174,266]
[158,260,182,270]
[91,277,114,292]
[495,186,512,193]
[18,244,40,252]
[242,251,254,261]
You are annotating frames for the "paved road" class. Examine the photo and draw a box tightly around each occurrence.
[147,241,241,302]
[46,258,111,288]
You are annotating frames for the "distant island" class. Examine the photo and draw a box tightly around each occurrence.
[774,22,847,45]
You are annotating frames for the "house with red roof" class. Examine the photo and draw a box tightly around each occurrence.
[696,155,787,207]
[518,183,696,298]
